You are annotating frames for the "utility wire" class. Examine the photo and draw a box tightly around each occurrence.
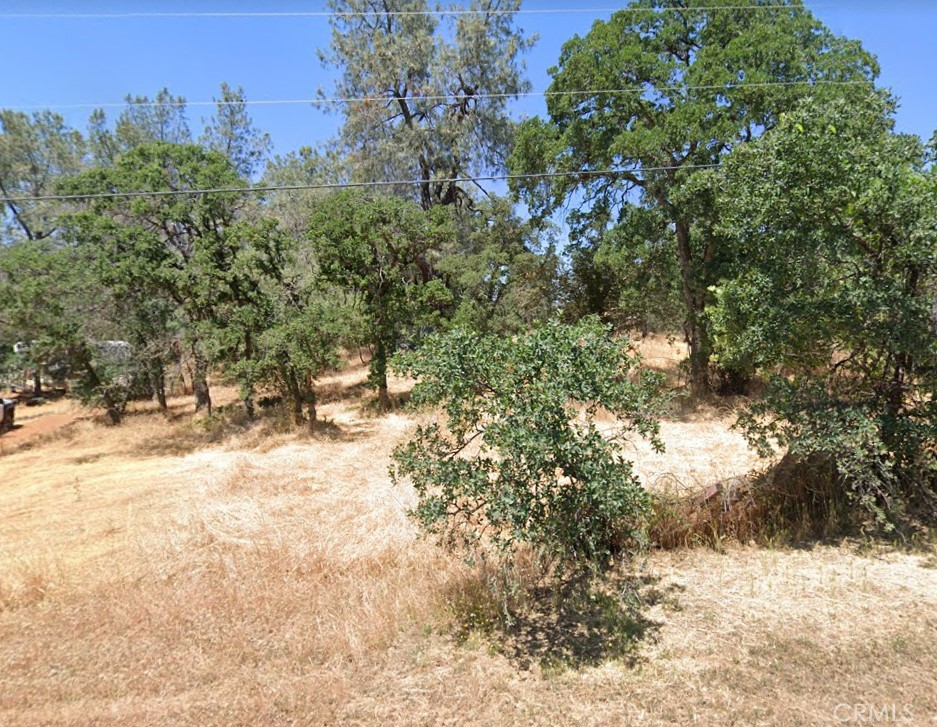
[4,80,872,112]
[0,164,722,205]
[0,5,832,20]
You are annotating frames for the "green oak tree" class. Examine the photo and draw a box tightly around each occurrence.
[0,110,89,396]
[307,190,453,408]
[391,318,665,569]
[509,0,878,394]
[562,206,683,337]
[62,142,253,417]
[711,93,937,526]
[251,295,348,430]
[207,215,348,425]
[439,197,560,334]
[0,239,135,423]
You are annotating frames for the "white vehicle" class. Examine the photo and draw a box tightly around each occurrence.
[0,398,15,433]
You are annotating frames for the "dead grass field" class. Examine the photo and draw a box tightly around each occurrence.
[1,343,936,726]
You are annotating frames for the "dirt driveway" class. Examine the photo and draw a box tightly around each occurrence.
[0,397,81,452]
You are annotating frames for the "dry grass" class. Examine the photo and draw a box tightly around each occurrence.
[624,334,769,493]
[632,332,688,385]
[1,352,936,725]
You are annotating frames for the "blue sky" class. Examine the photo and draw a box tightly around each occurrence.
[1,1,935,160]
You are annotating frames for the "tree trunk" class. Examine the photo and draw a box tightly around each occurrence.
[32,368,42,397]
[930,291,937,337]
[283,367,305,426]
[193,346,212,416]
[83,359,122,425]
[306,388,318,433]
[155,385,168,413]
[675,220,711,396]
[242,332,255,420]
[243,389,255,420]
[151,359,168,413]
[373,337,391,410]
[103,398,123,425]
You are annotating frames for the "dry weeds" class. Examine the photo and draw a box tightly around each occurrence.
[1,354,935,725]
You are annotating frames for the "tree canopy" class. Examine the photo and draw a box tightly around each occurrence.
[711,93,937,524]
[322,0,535,209]
[1,2,934,537]
[392,318,665,567]
[509,0,878,392]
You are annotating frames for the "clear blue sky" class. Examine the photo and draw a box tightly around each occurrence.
[1,1,935,160]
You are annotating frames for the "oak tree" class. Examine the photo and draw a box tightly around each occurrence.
[510,0,877,393]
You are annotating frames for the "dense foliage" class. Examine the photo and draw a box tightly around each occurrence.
[711,94,937,525]
[391,319,665,568]
[307,191,455,407]
[509,0,878,393]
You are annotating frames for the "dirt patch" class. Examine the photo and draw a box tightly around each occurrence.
[0,397,84,454]
[1,412,81,448]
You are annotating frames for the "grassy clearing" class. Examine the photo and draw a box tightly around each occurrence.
[1,349,935,725]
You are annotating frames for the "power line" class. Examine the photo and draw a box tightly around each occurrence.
[0,5,829,20]
[0,164,721,205]
[4,80,872,112]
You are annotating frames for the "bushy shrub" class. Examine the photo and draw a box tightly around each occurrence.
[391,318,665,570]
[713,95,937,529]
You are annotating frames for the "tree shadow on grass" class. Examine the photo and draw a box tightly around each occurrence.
[355,388,413,417]
[120,402,377,458]
[317,378,370,404]
[309,416,377,443]
[461,571,681,673]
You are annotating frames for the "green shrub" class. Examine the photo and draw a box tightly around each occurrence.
[391,318,666,570]
[712,96,937,530]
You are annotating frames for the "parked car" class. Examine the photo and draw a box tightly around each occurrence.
[0,398,15,433]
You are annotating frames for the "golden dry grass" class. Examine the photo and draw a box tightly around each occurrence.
[625,334,769,494]
[1,354,936,726]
